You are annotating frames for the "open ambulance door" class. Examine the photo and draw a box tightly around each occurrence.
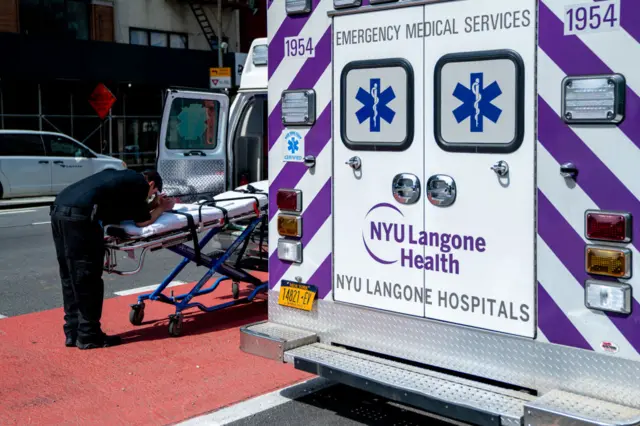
[157,88,229,201]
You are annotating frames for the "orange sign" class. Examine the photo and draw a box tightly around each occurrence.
[88,84,116,120]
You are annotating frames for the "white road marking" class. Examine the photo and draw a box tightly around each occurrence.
[0,209,37,215]
[114,280,187,296]
[0,314,7,319]
[177,378,332,426]
[32,221,51,225]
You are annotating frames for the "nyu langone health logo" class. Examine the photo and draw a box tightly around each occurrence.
[453,72,502,132]
[356,78,396,132]
[362,203,488,275]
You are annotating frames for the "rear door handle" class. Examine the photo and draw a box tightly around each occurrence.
[184,150,206,157]
[53,160,64,164]
[38,160,49,164]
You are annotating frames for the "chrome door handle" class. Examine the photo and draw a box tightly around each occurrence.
[392,173,421,205]
[427,175,456,207]
[346,156,361,171]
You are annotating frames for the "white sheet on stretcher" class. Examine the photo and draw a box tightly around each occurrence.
[115,181,268,238]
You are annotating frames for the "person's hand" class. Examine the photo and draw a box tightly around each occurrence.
[157,194,175,211]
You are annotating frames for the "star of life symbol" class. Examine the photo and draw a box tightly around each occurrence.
[287,137,299,154]
[355,78,396,132]
[452,72,502,132]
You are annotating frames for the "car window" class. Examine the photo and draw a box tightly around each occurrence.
[165,97,220,150]
[0,134,46,156]
[43,135,90,158]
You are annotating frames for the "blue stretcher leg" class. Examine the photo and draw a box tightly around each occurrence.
[173,217,263,314]
[181,281,268,313]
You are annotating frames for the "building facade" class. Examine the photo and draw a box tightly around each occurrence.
[0,0,265,169]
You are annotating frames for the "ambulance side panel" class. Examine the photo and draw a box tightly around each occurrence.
[536,0,640,361]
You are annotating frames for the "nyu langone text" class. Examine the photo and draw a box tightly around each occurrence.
[369,222,487,275]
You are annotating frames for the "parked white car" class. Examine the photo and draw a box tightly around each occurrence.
[0,130,126,199]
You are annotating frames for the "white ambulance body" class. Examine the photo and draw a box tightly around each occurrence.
[240,0,640,424]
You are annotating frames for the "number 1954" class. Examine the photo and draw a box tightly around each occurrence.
[284,36,315,59]
[565,0,620,35]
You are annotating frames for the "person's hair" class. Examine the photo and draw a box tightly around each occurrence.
[142,170,163,192]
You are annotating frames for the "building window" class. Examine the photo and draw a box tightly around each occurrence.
[20,0,90,40]
[129,28,188,49]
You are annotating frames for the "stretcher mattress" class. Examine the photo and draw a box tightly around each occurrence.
[113,181,268,238]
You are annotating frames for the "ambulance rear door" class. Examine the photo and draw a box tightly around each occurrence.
[157,88,229,200]
[423,0,537,338]
[333,6,426,318]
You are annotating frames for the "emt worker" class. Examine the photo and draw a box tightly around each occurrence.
[50,169,175,349]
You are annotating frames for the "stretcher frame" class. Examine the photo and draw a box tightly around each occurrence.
[103,192,269,336]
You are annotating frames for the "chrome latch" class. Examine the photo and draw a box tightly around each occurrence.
[392,174,421,205]
[346,156,361,171]
[490,160,509,177]
[560,162,578,179]
[427,175,456,207]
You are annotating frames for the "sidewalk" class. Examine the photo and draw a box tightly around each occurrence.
[0,279,311,426]
[0,196,55,209]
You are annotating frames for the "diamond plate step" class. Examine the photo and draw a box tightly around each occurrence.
[286,343,536,426]
[240,321,318,362]
[524,390,640,426]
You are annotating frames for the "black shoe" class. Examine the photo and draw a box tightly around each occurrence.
[65,335,77,347]
[75,334,122,350]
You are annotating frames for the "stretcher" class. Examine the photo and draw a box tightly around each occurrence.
[103,181,269,336]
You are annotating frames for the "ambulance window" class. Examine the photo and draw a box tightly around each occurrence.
[165,97,220,150]
[340,59,414,151]
[434,50,525,153]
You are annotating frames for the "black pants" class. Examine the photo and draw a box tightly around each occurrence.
[50,205,105,340]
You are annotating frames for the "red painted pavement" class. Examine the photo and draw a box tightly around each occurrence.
[0,279,312,426]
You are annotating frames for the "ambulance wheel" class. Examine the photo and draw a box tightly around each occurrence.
[168,315,183,337]
[129,304,145,326]
[232,281,240,300]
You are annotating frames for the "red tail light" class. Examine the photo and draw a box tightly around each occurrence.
[277,189,302,212]
[585,211,632,243]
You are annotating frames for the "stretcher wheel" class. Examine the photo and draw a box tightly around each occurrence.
[232,281,240,300]
[168,315,183,337]
[129,304,145,326]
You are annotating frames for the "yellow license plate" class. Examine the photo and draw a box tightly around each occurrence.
[278,281,317,311]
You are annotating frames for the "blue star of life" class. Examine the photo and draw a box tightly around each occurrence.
[452,72,503,133]
[287,137,299,154]
[355,78,396,132]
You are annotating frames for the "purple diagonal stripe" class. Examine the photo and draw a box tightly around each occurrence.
[309,254,332,299]
[269,178,332,287]
[540,1,640,150]
[268,0,321,78]
[268,104,332,221]
[268,28,332,150]
[620,0,640,44]
[538,190,640,352]
[538,97,640,250]
[538,282,592,350]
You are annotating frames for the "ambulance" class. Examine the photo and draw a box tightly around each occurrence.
[239,0,640,424]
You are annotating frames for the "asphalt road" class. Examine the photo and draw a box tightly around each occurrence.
[0,205,205,317]
[0,204,459,426]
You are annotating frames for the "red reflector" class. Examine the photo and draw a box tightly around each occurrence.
[585,211,631,243]
[276,189,302,212]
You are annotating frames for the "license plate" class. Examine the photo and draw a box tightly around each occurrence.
[278,280,317,311]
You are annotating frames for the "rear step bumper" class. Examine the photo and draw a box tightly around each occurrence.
[240,322,640,426]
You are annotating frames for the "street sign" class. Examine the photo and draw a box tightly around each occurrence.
[88,83,116,120]
[210,67,232,89]
[234,53,248,86]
